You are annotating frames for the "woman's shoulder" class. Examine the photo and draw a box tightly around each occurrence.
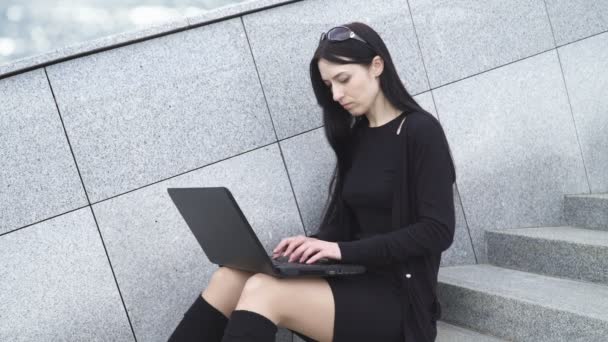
[405,110,439,127]
[406,110,445,139]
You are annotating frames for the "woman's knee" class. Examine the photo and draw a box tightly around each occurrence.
[209,266,253,287]
[203,267,253,302]
[203,267,256,317]
[234,273,285,323]
[239,273,279,298]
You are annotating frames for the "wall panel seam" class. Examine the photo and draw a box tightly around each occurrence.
[43,68,91,204]
[541,0,558,48]
[87,134,318,207]
[553,49,592,194]
[455,182,478,264]
[405,0,432,92]
[542,0,591,194]
[0,205,89,238]
[556,29,608,49]
[239,17,308,239]
[43,68,139,341]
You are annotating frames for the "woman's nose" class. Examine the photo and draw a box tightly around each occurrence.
[332,88,344,102]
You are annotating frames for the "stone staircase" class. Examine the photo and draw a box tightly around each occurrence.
[435,321,506,341]
[437,193,608,341]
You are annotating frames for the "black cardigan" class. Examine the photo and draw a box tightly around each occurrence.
[310,111,456,342]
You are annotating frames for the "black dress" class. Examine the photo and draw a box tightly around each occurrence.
[292,113,408,342]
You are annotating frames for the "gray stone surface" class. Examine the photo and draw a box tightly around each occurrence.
[1,1,305,79]
[188,0,300,26]
[0,18,189,79]
[294,321,508,342]
[92,144,302,342]
[558,32,608,193]
[46,18,276,203]
[242,0,429,139]
[436,321,506,342]
[279,128,335,238]
[486,226,608,285]
[564,193,608,230]
[0,208,132,341]
[434,50,589,262]
[408,0,555,87]
[544,0,608,46]
[280,126,475,268]
[0,69,87,235]
[439,264,608,341]
[414,91,437,117]
[442,187,476,266]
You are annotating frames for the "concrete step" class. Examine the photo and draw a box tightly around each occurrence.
[564,193,608,230]
[486,226,608,285]
[291,321,507,342]
[438,264,608,341]
[436,321,507,341]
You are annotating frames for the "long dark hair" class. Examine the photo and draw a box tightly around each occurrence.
[309,21,455,236]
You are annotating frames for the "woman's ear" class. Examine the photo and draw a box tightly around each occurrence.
[372,55,384,78]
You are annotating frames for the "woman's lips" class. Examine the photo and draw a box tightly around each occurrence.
[343,103,354,109]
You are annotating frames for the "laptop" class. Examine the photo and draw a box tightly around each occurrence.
[167,187,366,278]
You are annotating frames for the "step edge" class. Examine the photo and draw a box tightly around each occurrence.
[438,265,608,322]
[437,321,511,342]
[564,193,608,199]
[485,226,608,247]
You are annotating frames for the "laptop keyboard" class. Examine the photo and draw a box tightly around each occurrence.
[271,255,338,266]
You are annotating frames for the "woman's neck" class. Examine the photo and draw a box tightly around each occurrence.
[365,93,401,127]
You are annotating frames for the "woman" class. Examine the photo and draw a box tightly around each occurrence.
[168,21,456,342]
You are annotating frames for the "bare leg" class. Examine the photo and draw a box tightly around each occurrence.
[202,266,254,317]
[234,273,334,342]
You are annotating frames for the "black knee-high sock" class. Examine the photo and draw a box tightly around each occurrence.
[221,310,278,342]
[167,295,228,342]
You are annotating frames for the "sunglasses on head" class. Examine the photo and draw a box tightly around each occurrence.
[319,26,367,45]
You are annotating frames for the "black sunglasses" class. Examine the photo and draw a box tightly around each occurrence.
[319,26,367,44]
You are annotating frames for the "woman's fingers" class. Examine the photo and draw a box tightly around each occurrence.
[300,241,340,263]
[291,239,325,262]
[289,241,311,262]
[272,240,285,255]
[283,236,306,259]
[297,244,320,263]
[272,237,292,258]
[306,250,328,264]
[272,235,306,259]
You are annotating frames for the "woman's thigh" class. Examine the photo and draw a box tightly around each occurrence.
[203,266,254,317]
[238,272,403,342]
[236,274,335,342]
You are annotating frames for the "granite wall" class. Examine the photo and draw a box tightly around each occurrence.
[1,0,607,341]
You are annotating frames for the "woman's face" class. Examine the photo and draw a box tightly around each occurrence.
[317,57,382,117]
[318,56,382,116]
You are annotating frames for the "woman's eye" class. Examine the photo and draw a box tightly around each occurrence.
[339,78,349,83]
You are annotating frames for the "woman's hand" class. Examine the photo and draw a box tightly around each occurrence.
[272,235,342,264]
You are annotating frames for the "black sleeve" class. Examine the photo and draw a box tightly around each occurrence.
[336,118,455,266]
